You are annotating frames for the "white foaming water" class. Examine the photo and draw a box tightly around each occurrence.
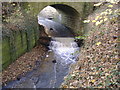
[49,37,80,65]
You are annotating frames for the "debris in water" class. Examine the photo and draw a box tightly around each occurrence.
[35,60,41,66]
[113,36,117,39]
[50,28,54,31]
[46,55,49,57]
[48,50,52,52]
[52,60,57,63]
[17,76,21,81]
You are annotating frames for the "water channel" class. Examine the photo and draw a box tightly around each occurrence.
[3,11,80,88]
[3,37,80,89]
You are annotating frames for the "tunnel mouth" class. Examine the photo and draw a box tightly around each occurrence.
[37,4,80,37]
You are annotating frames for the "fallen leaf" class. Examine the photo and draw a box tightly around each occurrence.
[105,73,110,76]
[108,5,113,7]
[104,18,108,22]
[95,16,100,20]
[94,3,103,6]
[83,20,90,23]
[62,85,68,88]
[70,86,75,88]
[71,74,76,77]
[91,79,96,83]
[92,20,96,22]
[95,21,101,26]
[12,3,16,6]
[96,42,101,46]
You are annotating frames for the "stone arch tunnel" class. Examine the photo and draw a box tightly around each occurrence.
[27,2,94,37]
[38,4,80,37]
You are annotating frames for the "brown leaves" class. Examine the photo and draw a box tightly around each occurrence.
[2,45,47,85]
[61,3,119,88]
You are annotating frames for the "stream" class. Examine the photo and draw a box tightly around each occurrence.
[3,37,80,89]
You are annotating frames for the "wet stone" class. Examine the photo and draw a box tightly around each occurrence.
[50,28,54,31]
[48,17,53,20]
[46,55,49,57]
[113,36,118,39]
[17,77,20,81]
[17,76,22,81]
[52,60,57,63]
[31,77,39,84]
[33,68,37,71]
[35,60,41,66]
[29,65,32,68]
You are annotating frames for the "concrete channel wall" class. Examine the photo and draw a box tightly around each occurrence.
[2,26,40,69]
[2,2,94,70]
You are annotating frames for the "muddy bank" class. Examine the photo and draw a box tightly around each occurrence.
[2,45,47,86]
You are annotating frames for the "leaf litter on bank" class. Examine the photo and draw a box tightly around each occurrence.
[2,45,47,86]
[61,3,119,88]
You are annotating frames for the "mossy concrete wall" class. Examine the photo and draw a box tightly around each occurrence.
[2,18,40,70]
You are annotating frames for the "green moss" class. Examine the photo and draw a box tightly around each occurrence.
[21,30,27,53]
[34,26,40,43]
[2,60,11,70]
[2,29,36,70]
[14,30,28,59]
[26,29,35,51]
[2,37,11,67]
[14,31,22,58]
[0,45,2,64]
[29,29,35,49]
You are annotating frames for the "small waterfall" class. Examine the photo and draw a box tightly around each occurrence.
[48,37,80,88]
[49,37,80,65]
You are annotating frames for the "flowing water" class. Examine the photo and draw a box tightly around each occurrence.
[3,37,79,89]
[49,38,79,65]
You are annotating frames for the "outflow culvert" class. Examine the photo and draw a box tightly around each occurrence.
[37,4,80,37]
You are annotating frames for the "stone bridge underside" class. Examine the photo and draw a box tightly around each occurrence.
[28,2,93,36]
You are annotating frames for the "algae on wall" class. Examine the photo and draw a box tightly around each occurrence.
[2,2,40,70]
[2,37,11,69]
[2,27,39,69]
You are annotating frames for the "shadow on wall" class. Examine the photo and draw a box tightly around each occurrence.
[38,25,52,50]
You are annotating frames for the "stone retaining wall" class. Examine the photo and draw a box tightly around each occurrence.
[2,23,40,70]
